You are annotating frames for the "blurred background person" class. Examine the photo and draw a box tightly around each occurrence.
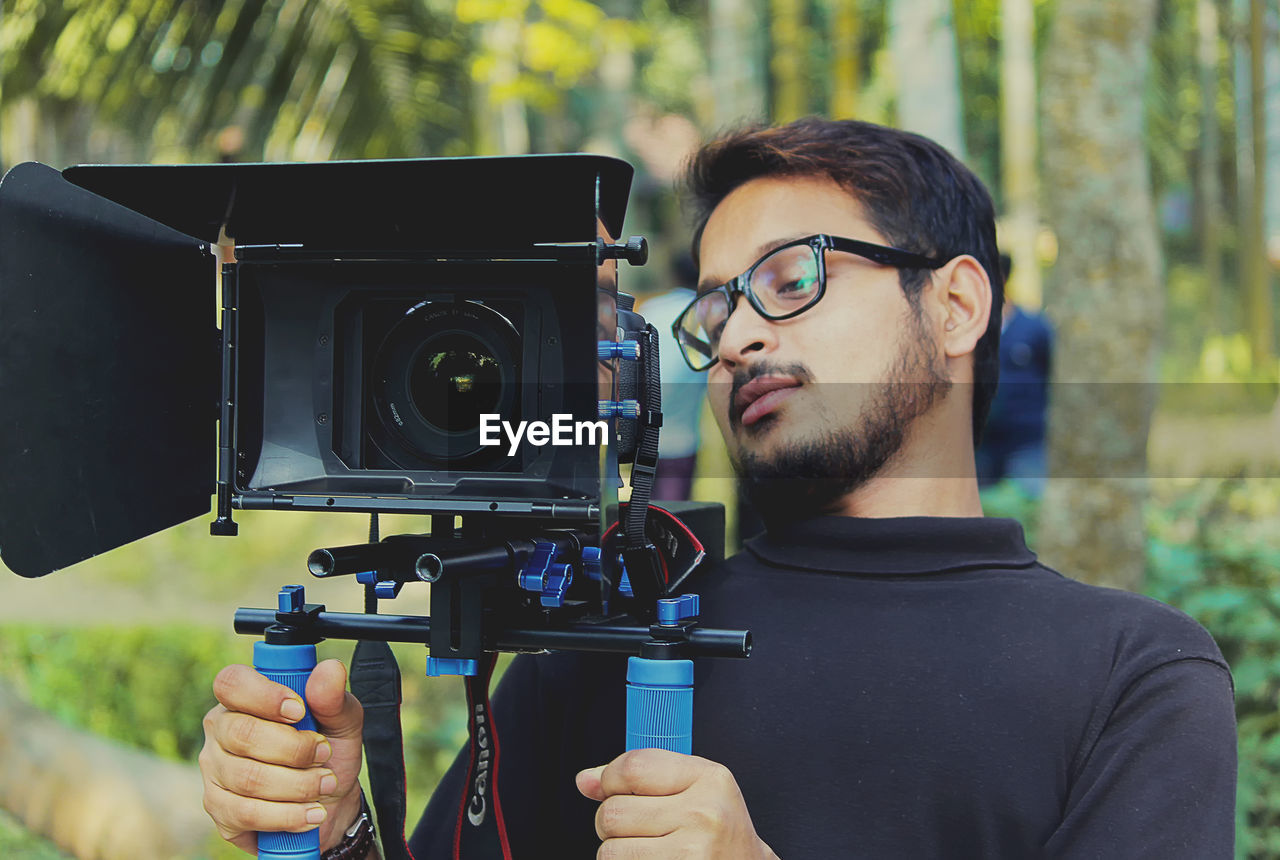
[977,253,1053,497]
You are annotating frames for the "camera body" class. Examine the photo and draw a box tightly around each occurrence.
[0,154,635,577]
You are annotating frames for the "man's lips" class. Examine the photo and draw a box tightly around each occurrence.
[734,376,803,427]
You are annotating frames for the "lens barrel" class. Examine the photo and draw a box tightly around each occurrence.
[371,300,521,468]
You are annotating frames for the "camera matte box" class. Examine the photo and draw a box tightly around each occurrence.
[0,155,634,577]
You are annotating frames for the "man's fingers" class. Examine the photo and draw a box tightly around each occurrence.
[204,746,339,804]
[212,664,309,724]
[588,749,713,799]
[594,794,678,841]
[304,660,363,740]
[576,765,607,801]
[203,778,328,837]
[597,834,682,860]
[205,708,330,768]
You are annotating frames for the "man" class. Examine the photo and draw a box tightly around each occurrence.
[199,119,1236,858]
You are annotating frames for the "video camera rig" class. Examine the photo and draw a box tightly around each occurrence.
[0,154,751,860]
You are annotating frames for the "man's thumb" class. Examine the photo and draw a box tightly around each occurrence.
[305,659,363,739]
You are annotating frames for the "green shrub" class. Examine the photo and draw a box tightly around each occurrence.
[0,809,71,859]
[0,626,242,760]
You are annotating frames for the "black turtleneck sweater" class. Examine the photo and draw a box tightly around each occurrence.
[410,517,1236,859]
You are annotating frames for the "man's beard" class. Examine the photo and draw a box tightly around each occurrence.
[732,314,952,527]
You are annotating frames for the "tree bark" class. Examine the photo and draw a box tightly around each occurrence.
[0,681,215,860]
[829,0,859,119]
[1000,0,1041,308]
[1038,0,1162,591]
[771,0,805,122]
[1197,0,1224,335]
[1245,0,1275,366]
[888,0,966,158]
[709,0,768,126]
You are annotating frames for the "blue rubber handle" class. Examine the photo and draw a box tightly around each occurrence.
[253,641,322,860]
[625,657,694,754]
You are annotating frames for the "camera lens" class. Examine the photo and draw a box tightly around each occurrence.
[370,299,521,469]
[409,332,503,433]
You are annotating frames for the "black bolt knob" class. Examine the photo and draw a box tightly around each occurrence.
[598,236,649,267]
[623,236,648,266]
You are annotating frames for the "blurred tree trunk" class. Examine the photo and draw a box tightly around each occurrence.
[888,0,965,158]
[1197,0,1224,335]
[590,0,637,157]
[0,681,214,860]
[1245,0,1275,366]
[476,18,530,155]
[1039,0,1162,591]
[1000,0,1041,307]
[771,0,806,122]
[829,0,859,119]
[709,0,768,125]
[1267,3,1280,278]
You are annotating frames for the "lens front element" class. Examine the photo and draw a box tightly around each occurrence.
[372,300,521,468]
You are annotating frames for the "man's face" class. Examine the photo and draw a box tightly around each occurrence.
[697,175,951,521]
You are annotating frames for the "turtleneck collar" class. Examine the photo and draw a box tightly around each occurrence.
[745,516,1038,576]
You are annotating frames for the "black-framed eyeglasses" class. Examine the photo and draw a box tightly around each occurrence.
[670,234,949,371]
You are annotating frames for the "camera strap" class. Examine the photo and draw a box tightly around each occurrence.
[352,644,512,860]
[350,638,417,860]
[455,652,513,860]
[616,323,668,609]
[624,324,663,546]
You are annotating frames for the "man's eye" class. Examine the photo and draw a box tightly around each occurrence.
[776,276,818,298]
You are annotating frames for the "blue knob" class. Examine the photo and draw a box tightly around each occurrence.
[427,657,480,677]
[278,584,306,612]
[598,340,641,360]
[355,570,402,599]
[515,540,574,608]
[598,399,641,420]
[582,546,603,582]
[657,594,700,626]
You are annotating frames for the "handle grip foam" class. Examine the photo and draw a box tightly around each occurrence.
[253,641,322,860]
[625,656,694,754]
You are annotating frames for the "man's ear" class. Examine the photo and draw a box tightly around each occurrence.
[933,255,992,360]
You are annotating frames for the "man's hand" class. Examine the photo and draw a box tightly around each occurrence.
[576,749,779,859]
[198,659,366,855]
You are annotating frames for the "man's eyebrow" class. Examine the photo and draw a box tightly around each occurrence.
[695,234,812,295]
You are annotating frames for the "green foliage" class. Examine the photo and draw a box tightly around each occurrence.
[1160,264,1280,413]
[0,626,241,760]
[978,480,1041,548]
[1,0,474,163]
[0,809,71,860]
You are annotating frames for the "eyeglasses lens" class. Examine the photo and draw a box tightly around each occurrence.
[751,244,822,317]
[677,290,728,369]
[676,243,822,369]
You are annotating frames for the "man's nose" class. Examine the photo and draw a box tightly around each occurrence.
[716,294,777,368]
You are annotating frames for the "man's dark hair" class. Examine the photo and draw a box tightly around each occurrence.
[684,117,1004,444]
